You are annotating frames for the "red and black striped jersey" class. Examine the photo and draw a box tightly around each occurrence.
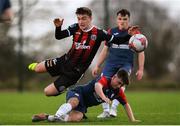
[55,23,131,72]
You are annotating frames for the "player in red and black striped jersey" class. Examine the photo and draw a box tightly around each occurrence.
[28,7,137,97]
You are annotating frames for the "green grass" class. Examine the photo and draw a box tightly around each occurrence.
[0,91,180,125]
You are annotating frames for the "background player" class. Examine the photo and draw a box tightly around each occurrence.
[92,9,145,118]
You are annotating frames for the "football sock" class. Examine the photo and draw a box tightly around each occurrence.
[63,114,69,122]
[111,99,119,110]
[28,63,38,71]
[55,103,72,117]
[102,102,110,112]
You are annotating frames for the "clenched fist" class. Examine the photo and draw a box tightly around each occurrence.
[53,18,64,27]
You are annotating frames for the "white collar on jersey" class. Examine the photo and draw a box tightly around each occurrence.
[82,25,94,32]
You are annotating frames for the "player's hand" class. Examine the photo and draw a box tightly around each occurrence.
[136,69,143,80]
[92,66,101,77]
[128,25,140,35]
[103,97,111,104]
[54,18,64,27]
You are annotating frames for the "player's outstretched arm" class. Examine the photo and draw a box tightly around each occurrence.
[54,18,72,40]
[92,46,109,77]
[124,103,141,122]
[136,51,145,80]
[95,82,111,104]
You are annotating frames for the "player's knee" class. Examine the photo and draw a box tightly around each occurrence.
[68,98,79,108]
[44,88,51,96]
[44,87,56,96]
[69,112,83,122]
[74,113,83,122]
[44,85,60,96]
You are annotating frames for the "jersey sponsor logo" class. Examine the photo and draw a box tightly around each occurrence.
[75,41,90,49]
[111,44,129,49]
[91,34,97,41]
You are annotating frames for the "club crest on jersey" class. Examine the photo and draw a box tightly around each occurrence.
[91,34,97,41]
[75,40,90,49]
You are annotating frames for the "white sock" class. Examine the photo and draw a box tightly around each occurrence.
[102,102,110,112]
[63,114,69,122]
[55,103,72,117]
[58,114,69,122]
[111,99,119,110]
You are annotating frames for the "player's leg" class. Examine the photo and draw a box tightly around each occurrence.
[56,90,85,122]
[44,83,60,96]
[29,56,63,74]
[28,61,47,73]
[34,61,47,72]
[68,110,84,122]
[97,102,110,118]
[109,99,119,117]
[42,56,71,96]
[55,91,79,117]
[48,110,83,122]
[48,90,81,122]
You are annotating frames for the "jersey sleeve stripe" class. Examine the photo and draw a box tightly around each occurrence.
[109,35,114,42]
[67,29,71,36]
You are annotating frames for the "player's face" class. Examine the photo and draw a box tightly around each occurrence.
[116,14,130,30]
[111,75,124,89]
[77,14,92,31]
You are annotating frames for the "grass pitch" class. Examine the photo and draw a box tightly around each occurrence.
[0,91,180,125]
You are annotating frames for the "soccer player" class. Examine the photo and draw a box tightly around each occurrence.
[92,9,145,118]
[32,69,140,122]
[28,7,137,97]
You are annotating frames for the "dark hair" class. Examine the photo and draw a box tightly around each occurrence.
[76,7,92,17]
[117,9,130,17]
[116,69,129,85]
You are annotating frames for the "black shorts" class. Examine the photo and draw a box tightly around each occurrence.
[45,54,85,92]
